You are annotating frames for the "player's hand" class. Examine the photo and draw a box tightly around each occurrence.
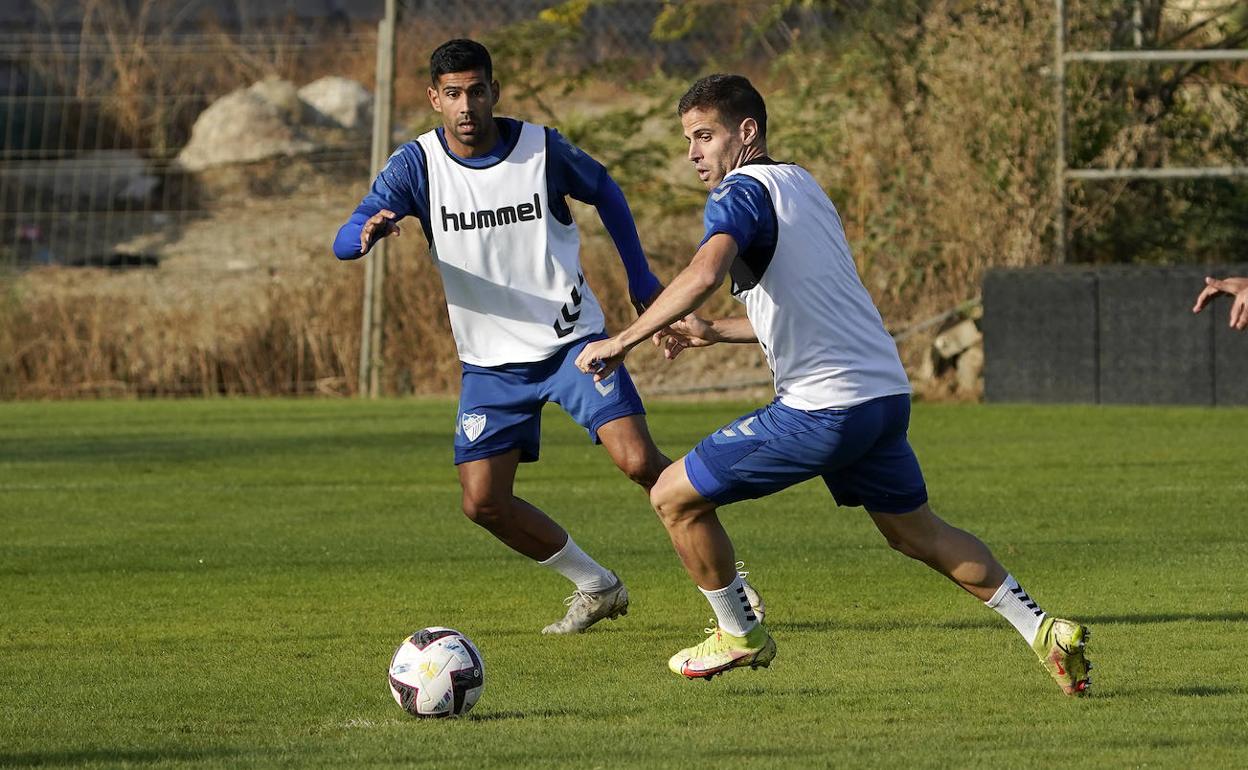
[1231,288,1248,330]
[359,209,401,254]
[575,336,629,381]
[1193,276,1248,312]
[1193,276,1248,330]
[652,314,719,360]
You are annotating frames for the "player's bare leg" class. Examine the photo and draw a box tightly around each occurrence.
[649,458,735,589]
[651,458,775,679]
[458,449,566,560]
[867,503,1004,600]
[457,449,628,634]
[597,415,669,490]
[598,415,765,617]
[869,503,1092,695]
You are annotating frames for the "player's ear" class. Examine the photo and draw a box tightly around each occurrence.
[427,84,441,112]
[490,80,501,107]
[740,117,759,147]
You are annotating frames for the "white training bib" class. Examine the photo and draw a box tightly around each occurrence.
[417,122,604,366]
[728,163,912,409]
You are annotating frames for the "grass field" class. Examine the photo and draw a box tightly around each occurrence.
[2,398,1247,768]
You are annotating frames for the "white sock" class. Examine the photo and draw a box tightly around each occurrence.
[985,574,1047,643]
[700,574,758,637]
[538,536,615,593]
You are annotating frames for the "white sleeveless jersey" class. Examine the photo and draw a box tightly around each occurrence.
[416,122,604,366]
[728,163,911,410]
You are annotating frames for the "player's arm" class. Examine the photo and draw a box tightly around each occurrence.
[548,129,663,310]
[332,146,424,260]
[593,173,665,311]
[655,313,757,360]
[574,233,737,380]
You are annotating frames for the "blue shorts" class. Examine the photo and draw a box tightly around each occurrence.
[684,393,928,513]
[453,333,646,465]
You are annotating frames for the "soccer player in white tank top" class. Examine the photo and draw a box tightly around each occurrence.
[578,75,1092,694]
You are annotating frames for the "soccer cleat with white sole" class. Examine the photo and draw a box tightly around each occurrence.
[1031,617,1092,696]
[737,561,766,624]
[541,574,629,634]
[668,623,776,680]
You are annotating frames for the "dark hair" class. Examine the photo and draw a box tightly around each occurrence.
[430,38,492,84]
[677,74,767,139]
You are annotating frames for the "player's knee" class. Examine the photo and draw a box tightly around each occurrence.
[648,478,673,520]
[884,534,922,559]
[882,526,940,563]
[649,474,698,526]
[617,450,662,490]
[461,492,508,530]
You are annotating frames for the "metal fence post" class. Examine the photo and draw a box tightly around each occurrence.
[360,0,397,398]
[1053,3,1248,265]
[1054,0,1067,265]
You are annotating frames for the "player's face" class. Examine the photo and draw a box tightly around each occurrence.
[681,107,743,189]
[428,69,500,156]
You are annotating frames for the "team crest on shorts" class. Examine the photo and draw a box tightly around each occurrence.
[461,412,487,442]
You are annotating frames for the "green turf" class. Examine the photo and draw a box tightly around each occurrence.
[2,398,1246,768]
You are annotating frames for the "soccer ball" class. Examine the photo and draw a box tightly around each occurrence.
[388,627,485,718]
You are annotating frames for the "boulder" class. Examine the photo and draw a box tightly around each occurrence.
[933,319,982,361]
[299,76,373,131]
[955,344,984,395]
[176,79,316,171]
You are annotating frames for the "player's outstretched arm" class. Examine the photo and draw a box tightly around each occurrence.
[1193,275,1248,330]
[654,314,756,360]
[575,233,737,380]
[332,145,423,260]
[358,209,402,254]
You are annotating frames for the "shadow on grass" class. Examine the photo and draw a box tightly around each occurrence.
[1085,611,1248,626]
[773,617,999,633]
[467,707,576,722]
[1173,684,1240,697]
[1093,683,1241,700]
[0,747,240,767]
[774,610,1248,635]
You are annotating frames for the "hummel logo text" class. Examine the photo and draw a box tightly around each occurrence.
[441,193,542,232]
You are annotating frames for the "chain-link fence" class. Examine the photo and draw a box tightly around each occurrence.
[1,2,1244,399]
[0,1,795,398]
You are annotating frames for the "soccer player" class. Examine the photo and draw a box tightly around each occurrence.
[1193,275,1248,330]
[576,74,1093,695]
[332,41,761,634]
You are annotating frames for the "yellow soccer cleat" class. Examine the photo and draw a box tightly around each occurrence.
[668,623,776,681]
[1032,617,1092,696]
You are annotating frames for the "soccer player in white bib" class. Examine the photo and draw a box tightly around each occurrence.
[333,42,761,635]
[577,74,1092,694]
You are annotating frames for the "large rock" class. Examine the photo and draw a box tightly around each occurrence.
[956,344,984,395]
[299,76,373,131]
[933,319,982,361]
[177,79,316,171]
